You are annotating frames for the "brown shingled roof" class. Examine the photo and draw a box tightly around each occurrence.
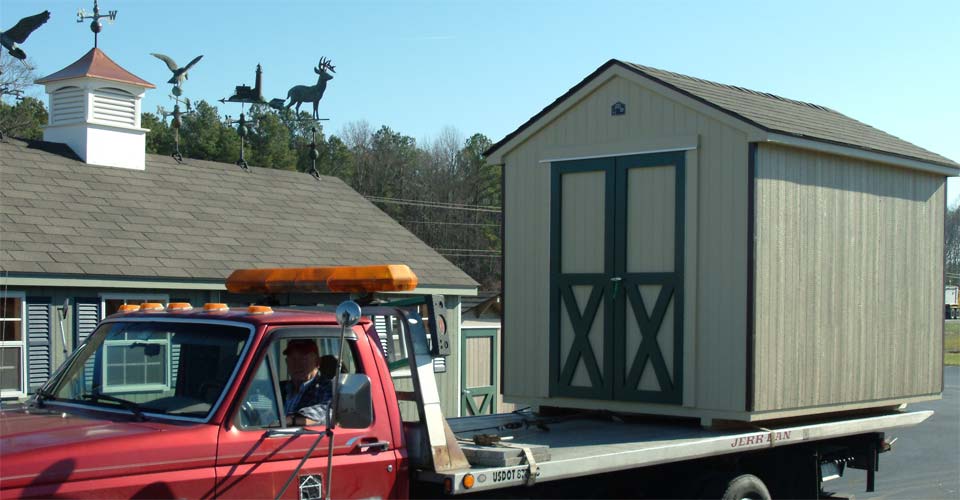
[486,59,957,169]
[0,139,477,290]
[36,48,155,88]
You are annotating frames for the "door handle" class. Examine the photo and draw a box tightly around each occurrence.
[359,438,390,452]
[610,277,622,297]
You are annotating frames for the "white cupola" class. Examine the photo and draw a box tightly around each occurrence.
[36,48,154,170]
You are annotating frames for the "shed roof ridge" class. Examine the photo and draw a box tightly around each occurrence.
[621,61,836,113]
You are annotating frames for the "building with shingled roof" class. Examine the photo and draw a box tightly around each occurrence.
[0,47,477,418]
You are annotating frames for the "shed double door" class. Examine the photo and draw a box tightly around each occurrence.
[550,152,684,404]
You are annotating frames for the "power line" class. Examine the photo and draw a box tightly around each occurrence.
[400,220,500,227]
[433,248,500,254]
[440,253,502,258]
[365,195,501,213]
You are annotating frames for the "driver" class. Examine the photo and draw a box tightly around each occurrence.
[281,339,336,426]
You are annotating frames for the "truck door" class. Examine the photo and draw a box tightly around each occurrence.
[215,329,398,499]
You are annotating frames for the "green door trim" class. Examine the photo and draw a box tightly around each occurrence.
[549,158,616,399]
[461,328,498,415]
[550,151,684,404]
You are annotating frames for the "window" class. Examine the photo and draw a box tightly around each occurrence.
[236,328,364,430]
[99,294,171,392]
[0,295,25,397]
[101,294,168,318]
[103,329,169,392]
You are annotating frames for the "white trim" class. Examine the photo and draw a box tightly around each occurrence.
[539,146,697,164]
[0,292,27,398]
[0,276,223,290]
[0,276,477,297]
[762,133,959,176]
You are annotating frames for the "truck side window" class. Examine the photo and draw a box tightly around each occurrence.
[237,357,281,429]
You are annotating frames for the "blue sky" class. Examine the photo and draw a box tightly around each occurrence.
[4,0,958,206]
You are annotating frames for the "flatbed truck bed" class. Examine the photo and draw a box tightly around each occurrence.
[419,409,932,495]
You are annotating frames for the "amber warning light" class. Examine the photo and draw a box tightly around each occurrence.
[225,265,418,294]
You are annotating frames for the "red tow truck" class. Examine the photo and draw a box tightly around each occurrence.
[0,265,933,499]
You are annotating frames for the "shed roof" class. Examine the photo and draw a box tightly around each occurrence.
[0,139,477,291]
[486,59,957,169]
[36,48,155,88]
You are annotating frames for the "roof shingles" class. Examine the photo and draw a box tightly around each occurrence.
[0,140,477,289]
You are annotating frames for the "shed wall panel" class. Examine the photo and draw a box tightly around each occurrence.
[753,144,944,411]
[503,75,749,412]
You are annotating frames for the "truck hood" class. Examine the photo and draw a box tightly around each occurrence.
[0,404,218,492]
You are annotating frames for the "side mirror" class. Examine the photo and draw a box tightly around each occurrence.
[335,373,372,429]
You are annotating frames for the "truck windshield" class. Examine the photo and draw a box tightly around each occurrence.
[47,320,250,420]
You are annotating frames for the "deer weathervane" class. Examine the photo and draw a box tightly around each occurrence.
[286,57,335,120]
[77,0,117,48]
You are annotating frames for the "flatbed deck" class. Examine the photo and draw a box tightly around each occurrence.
[419,410,932,494]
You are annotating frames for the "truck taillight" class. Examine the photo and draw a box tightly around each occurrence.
[117,304,141,313]
[140,302,164,312]
[167,302,193,311]
[204,303,229,312]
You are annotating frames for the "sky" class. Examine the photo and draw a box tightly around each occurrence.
[3,0,958,207]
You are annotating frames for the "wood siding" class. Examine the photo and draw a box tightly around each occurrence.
[503,74,750,412]
[753,144,944,411]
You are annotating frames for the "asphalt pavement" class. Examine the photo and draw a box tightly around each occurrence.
[826,365,960,500]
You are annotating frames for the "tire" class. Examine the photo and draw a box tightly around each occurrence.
[721,474,771,500]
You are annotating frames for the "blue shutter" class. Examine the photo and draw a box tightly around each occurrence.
[74,298,101,345]
[75,298,100,389]
[26,297,52,392]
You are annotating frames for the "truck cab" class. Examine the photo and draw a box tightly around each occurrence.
[1,266,417,499]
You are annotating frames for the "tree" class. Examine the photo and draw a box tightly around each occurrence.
[0,96,46,140]
[141,112,175,155]
[947,204,959,286]
[0,55,46,140]
[247,105,297,169]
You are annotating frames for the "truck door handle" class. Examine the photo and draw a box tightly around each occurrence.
[359,438,390,452]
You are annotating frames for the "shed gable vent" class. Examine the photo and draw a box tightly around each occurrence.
[91,87,136,127]
[51,86,85,125]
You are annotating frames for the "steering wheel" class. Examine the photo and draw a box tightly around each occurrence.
[239,400,262,427]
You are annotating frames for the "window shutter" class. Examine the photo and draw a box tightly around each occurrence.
[26,297,52,392]
[75,298,100,388]
[74,298,101,345]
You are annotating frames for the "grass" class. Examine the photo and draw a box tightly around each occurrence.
[947,320,960,366]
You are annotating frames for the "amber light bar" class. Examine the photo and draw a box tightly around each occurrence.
[225,265,418,294]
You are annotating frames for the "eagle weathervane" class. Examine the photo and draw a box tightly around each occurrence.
[151,53,203,96]
[77,0,117,48]
[1,10,50,69]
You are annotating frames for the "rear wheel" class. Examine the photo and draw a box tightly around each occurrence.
[721,474,771,500]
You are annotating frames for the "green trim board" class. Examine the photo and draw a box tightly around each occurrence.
[550,151,685,404]
[461,328,498,415]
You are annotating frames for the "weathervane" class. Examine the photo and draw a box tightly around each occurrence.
[157,95,195,163]
[306,127,321,181]
[77,0,117,48]
[282,56,335,120]
[151,53,203,96]
[220,64,270,171]
[1,10,50,71]
[223,113,258,171]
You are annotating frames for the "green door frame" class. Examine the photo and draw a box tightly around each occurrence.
[550,152,684,404]
[460,328,498,415]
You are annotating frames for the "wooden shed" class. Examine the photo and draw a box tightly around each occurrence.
[485,60,959,424]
